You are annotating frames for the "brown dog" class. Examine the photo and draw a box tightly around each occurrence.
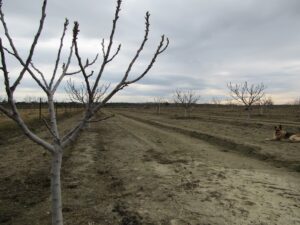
[266,125,300,142]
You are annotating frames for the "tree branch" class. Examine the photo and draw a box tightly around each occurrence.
[0,0,49,94]
[42,117,60,142]
[0,38,11,98]
[72,22,93,100]
[91,0,122,95]
[0,104,13,119]
[52,41,74,93]
[30,62,49,89]
[4,0,47,92]
[119,11,151,85]
[227,81,266,108]
[106,43,121,63]
[65,53,98,76]
[49,18,69,89]
[87,114,114,123]
[125,35,169,85]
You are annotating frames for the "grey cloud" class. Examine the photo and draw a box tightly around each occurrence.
[1,0,300,103]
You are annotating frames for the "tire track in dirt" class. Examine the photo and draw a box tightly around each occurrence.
[176,114,300,130]
[60,124,124,225]
[2,112,299,225]
[95,114,300,225]
[119,113,300,171]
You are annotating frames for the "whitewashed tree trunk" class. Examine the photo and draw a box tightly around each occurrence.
[0,0,168,224]
[51,149,63,225]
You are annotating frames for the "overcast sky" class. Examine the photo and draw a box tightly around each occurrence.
[1,0,300,104]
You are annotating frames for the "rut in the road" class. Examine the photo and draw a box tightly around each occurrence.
[120,113,300,171]
[97,115,300,225]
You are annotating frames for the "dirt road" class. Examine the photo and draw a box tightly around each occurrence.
[1,112,299,225]
[102,114,300,225]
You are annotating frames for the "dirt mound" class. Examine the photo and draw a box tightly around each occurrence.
[120,113,300,171]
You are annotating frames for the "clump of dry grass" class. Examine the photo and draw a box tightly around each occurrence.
[0,108,82,143]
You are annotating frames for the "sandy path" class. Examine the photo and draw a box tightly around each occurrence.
[97,114,300,225]
[115,110,300,169]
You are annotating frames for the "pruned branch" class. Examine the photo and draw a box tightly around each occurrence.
[30,62,49,89]
[64,0,169,149]
[3,46,14,55]
[0,0,168,223]
[52,41,74,93]
[101,38,106,58]
[119,11,151,85]
[90,0,122,95]
[0,37,11,98]
[65,53,98,76]
[107,43,121,63]
[0,104,13,119]
[61,122,82,144]
[71,0,169,114]
[0,0,47,92]
[97,18,169,106]
[72,22,93,101]
[61,120,86,148]
[0,0,49,94]
[42,117,60,142]
[49,18,69,89]
[125,35,169,85]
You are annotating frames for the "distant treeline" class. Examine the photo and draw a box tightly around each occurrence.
[0,101,299,109]
[106,102,299,109]
[0,101,83,109]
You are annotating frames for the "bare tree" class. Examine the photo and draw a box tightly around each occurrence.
[293,97,300,105]
[258,95,273,115]
[23,96,42,104]
[153,96,164,114]
[227,81,266,119]
[174,89,200,118]
[211,97,222,105]
[65,79,110,105]
[0,0,169,224]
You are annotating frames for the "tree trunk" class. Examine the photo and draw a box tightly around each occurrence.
[157,104,160,115]
[184,108,187,118]
[260,106,264,115]
[51,149,63,225]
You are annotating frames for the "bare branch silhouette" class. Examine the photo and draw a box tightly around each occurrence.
[174,89,200,118]
[0,0,168,224]
[227,81,266,118]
